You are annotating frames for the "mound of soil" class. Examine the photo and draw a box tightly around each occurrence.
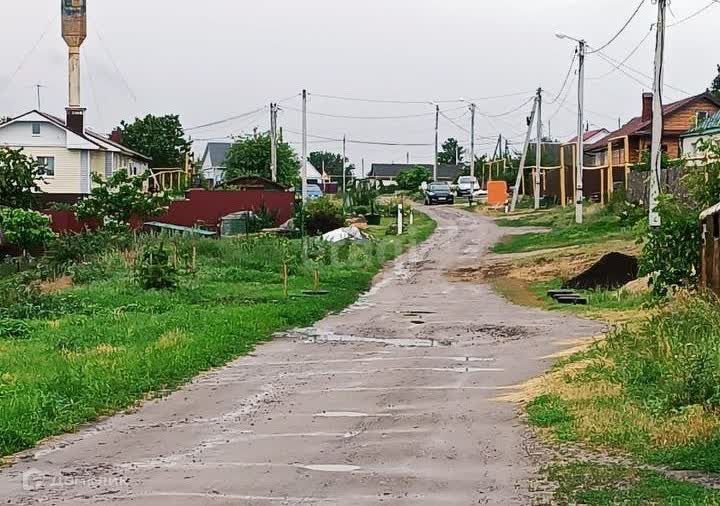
[563,252,639,291]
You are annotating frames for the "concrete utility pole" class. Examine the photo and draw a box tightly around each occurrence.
[301,90,308,203]
[470,103,476,178]
[361,158,365,178]
[406,152,410,164]
[535,88,543,210]
[270,103,278,182]
[342,135,347,196]
[557,33,586,223]
[510,97,538,212]
[434,105,439,182]
[649,0,667,227]
[35,84,45,110]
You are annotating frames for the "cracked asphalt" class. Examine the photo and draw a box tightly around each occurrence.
[0,206,604,505]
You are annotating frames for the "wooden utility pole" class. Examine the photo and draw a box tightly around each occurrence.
[510,97,538,212]
[576,40,586,224]
[560,145,566,207]
[535,88,543,210]
[649,0,667,227]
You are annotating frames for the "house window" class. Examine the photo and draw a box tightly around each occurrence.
[696,111,710,128]
[31,122,41,136]
[37,156,55,177]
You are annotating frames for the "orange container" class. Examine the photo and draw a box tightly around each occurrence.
[487,180,508,206]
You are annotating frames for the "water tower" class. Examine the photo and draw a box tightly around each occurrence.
[61,0,87,132]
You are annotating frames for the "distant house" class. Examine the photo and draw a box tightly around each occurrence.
[585,92,720,167]
[368,163,464,185]
[200,142,231,184]
[567,128,611,146]
[0,110,150,201]
[219,175,288,192]
[682,110,720,159]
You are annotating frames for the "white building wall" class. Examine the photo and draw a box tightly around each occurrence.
[0,121,66,147]
[23,146,83,194]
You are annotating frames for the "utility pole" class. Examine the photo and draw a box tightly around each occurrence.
[301,90,308,203]
[342,135,347,196]
[361,158,365,179]
[270,103,278,182]
[406,152,410,164]
[535,88,543,210]
[34,84,45,110]
[434,104,439,182]
[576,40,586,224]
[649,0,667,227]
[470,103,476,178]
[510,97,538,212]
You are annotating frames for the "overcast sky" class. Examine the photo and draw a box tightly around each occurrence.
[1,0,718,169]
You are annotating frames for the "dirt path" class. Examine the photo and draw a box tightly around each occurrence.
[0,206,604,505]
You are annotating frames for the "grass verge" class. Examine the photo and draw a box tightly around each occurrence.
[547,463,720,505]
[0,214,435,458]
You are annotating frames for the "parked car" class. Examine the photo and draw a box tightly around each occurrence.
[456,176,481,197]
[424,182,455,205]
[306,184,324,200]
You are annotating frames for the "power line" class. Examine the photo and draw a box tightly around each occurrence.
[548,75,577,122]
[668,1,718,27]
[588,25,654,80]
[478,96,535,118]
[308,90,534,105]
[594,48,691,96]
[587,0,647,54]
[283,106,448,120]
[94,29,138,103]
[0,12,58,97]
[284,129,434,147]
[186,106,267,131]
[547,51,577,104]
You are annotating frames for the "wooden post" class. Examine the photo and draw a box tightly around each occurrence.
[600,168,605,207]
[572,144,577,202]
[560,145,566,207]
[282,263,289,297]
[624,135,631,190]
[607,143,614,195]
[313,269,320,291]
[192,246,197,271]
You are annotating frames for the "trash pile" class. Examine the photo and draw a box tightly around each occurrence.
[321,226,369,244]
[564,252,639,291]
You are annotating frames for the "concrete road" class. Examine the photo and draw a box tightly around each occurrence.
[0,206,604,505]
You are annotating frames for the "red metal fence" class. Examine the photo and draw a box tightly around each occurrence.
[46,189,294,234]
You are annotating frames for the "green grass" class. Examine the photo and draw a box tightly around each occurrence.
[527,394,577,441]
[0,215,436,458]
[548,463,720,505]
[492,205,638,254]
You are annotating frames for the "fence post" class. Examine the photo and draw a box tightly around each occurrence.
[397,204,403,235]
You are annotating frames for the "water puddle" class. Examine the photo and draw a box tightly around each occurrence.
[293,330,451,348]
[295,464,361,473]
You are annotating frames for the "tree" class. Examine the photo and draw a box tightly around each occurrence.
[438,138,464,165]
[308,151,354,179]
[223,133,300,187]
[0,147,45,209]
[712,64,720,98]
[118,115,191,168]
[396,166,431,191]
[76,171,170,226]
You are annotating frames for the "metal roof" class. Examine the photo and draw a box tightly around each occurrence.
[685,110,720,136]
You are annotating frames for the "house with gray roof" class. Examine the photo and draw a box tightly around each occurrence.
[368,163,464,184]
[200,142,232,184]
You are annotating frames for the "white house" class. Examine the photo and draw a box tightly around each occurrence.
[0,110,150,197]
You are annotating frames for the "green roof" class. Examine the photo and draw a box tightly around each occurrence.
[686,110,720,136]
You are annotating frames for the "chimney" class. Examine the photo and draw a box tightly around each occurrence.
[642,92,653,122]
[62,0,87,134]
[110,128,123,145]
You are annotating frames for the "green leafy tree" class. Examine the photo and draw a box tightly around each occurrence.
[0,208,55,252]
[396,166,432,191]
[118,115,191,168]
[224,133,300,187]
[712,64,720,97]
[76,171,170,226]
[308,151,354,179]
[438,138,464,165]
[0,147,45,209]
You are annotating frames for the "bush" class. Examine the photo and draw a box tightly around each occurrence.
[45,228,133,273]
[0,208,55,253]
[395,166,431,191]
[0,318,30,340]
[134,243,179,290]
[301,197,345,235]
[607,189,644,226]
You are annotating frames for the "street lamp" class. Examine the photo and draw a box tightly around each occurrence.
[556,32,586,224]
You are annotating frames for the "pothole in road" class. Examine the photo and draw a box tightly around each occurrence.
[287,329,452,348]
[313,411,388,418]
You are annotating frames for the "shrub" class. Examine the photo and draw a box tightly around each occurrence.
[301,197,345,235]
[0,318,30,340]
[134,243,179,290]
[395,166,431,191]
[0,208,55,253]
